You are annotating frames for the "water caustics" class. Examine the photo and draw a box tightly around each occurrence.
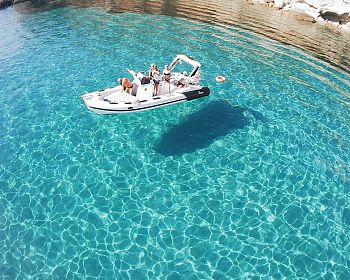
[0,1,350,279]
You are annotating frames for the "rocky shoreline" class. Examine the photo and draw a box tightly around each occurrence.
[1,0,350,34]
[250,0,350,32]
[0,0,27,9]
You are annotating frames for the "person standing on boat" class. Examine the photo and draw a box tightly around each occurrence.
[152,65,161,96]
[149,64,155,79]
[117,77,133,94]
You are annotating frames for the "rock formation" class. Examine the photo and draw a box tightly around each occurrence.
[0,0,27,9]
[251,0,350,32]
[0,0,13,8]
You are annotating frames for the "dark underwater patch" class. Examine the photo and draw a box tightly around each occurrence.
[155,100,265,156]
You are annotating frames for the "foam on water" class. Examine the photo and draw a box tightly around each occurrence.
[0,6,350,279]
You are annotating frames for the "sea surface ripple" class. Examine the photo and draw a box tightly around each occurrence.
[0,1,350,279]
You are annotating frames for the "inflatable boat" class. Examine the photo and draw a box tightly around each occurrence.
[81,55,210,114]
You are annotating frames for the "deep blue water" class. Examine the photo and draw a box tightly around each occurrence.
[1,5,350,279]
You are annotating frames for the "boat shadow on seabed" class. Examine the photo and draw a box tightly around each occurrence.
[154,100,266,156]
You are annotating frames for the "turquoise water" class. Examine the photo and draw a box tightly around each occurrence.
[1,5,350,279]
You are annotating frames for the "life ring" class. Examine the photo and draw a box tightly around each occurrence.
[216,76,226,83]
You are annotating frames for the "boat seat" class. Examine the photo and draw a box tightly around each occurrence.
[108,91,137,103]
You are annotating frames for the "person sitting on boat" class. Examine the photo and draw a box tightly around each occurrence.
[152,65,161,96]
[162,65,171,83]
[118,77,133,94]
[175,71,188,88]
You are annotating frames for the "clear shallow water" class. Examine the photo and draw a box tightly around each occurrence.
[0,5,350,280]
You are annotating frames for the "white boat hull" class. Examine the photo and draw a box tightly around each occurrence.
[81,85,210,115]
[81,55,210,114]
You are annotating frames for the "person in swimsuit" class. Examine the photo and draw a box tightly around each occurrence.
[117,77,133,94]
[152,65,161,96]
[149,64,155,79]
[175,71,187,88]
[162,65,171,83]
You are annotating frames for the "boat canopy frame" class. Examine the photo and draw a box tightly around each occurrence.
[169,55,201,78]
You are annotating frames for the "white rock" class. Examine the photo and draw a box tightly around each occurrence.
[274,0,288,8]
[284,2,321,19]
[341,22,350,31]
[307,8,321,18]
[304,0,330,9]
[320,4,350,15]
[284,2,312,12]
